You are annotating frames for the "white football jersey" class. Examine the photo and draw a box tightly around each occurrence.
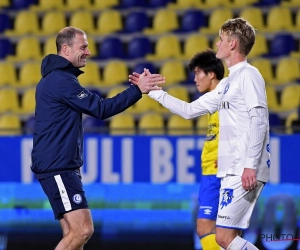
[149,61,270,182]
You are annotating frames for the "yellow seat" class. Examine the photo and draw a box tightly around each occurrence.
[30,0,64,11]
[43,37,57,57]
[105,86,135,113]
[0,88,19,113]
[87,37,97,58]
[200,0,231,8]
[278,85,300,112]
[109,114,135,135]
[90,0,118,10]
[248,33,268,58]
[273,58,300,86]
[95,9,123,35]
[0,114,22,135]
[7,37,42,62]
[19,88,36,115]
[0,62,17,87]
[167,115,194,135]
[250,58,275,84]
[138,113,165,135]
[0,0,10,8]
[132,95,163,114]
[265,6,294,32]
[102,60,128,87]
[167,86,190,102]
[281,0,300,7]
[196,115,209,135]
[200,8,233,34]
[159,60,187,86]
[70,11,95,34]
[293,9,300,32]
[182,34,209,60]
[265,86,279,112]
[144,9,179,35]
[146,35,182,61]
[5,11,39,36]
[240,7,266,32]
[39,11,66,35]
[78,62,101,87]
[65,0,92,10]
[230,0,258,7]
[285,111,298,134]
[17,62,41,88]
[167,0,202,9]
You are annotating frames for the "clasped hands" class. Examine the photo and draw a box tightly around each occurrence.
[129,68,165,94]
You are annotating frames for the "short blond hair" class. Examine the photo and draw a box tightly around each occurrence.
[219,18,255,56]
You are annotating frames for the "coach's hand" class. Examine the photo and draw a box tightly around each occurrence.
[129,68,165,94]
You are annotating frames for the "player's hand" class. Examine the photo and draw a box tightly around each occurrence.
[129,68,165,93]
[242,168,257,191]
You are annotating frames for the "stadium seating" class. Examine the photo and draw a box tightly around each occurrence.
[39,11,66,35]
[132,62,156,75]
[95,9,123,35]
[199,0,231,9]
[131,95,163,114]
[83,117,107,133]
[99,37,125,59]
[0,38,13,59]
[138,113,165,135]
[120,0,147,8]
[78,61,102,87]
[182,34,210,60]
[30,0,64,11]
[167,86,190,102]
[272,58,300,86]
[251,58,275,84]
[69,11,95,34]
[0,62,17,87]
[267,33,296,57]
[102,60,128,87]
[200,8,233,34]
[265,86,279,111]
[148,0,170,8]
[159,60,187,86]
[248,33,268,58]
[265,6,294,32]
[109,114,135,135]
[278,84,300,112]
[144,9,179,35]
[0,114,22,135]
[0,0,10,8]
[5,10,39,36]
[7,36,42,61]
[124,12,149,33]
[180,9,205,32]
[18,88,36,115]
[127,36,152,59]
[17,62,41,88]
[0,13,10,33]
[146,34,182,61]
[11,0,36,9]
[167,115,194,135]
[167,0,202,9]
[0,88,20,113]
[281,0,300,6]
[91,0,119,10]
[64,0,92,10]
[239,7,266,32]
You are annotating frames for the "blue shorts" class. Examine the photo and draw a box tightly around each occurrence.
[39,171,88,220]
[197,175,221,220]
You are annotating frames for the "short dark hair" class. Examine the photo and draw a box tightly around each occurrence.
[56,26,85,53]
[188,49,224,80]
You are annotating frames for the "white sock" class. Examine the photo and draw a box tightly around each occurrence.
[227,235,258,250]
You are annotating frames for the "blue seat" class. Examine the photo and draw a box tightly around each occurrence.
[11,0,36,9]
[181,10,205,32]
[0,14,11,33]
[267,33,296,57]
[99,37,125,59]
[120,0,147,8]
[133,62,156,74]
[0,38,13,59]
[128,36,152,59]
[124,12,149,33]
[254,0,281,6]
[83,117,108,133]
[148,0,170,8]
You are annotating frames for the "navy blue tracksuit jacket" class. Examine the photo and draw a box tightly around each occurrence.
[31,54,142,179]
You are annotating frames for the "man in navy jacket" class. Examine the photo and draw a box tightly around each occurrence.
[31,26,165,250]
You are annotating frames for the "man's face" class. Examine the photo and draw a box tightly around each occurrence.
[67,33,90,68]
[215,33,231,60]
[193,67,213,93]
